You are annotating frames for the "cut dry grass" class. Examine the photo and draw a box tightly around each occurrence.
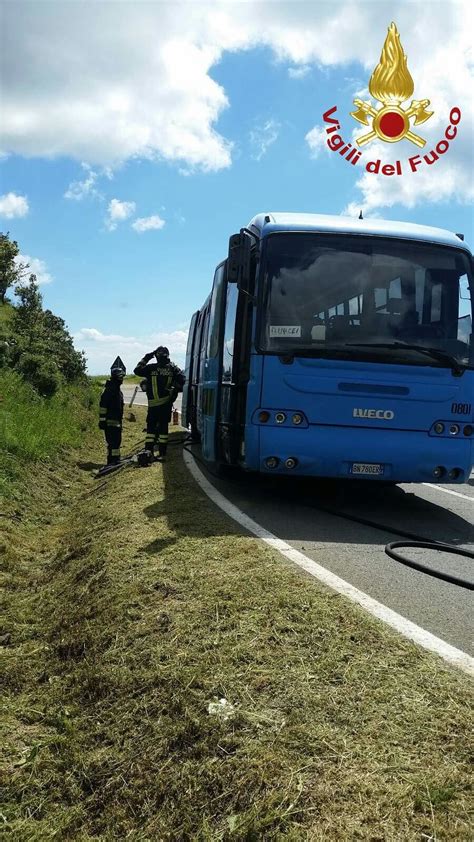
[1,409,473,839]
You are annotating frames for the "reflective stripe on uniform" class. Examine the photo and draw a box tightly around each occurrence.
[148,369,173,407]
[158,435,168,443]
[111,449,121,456]
[106,420,121,427]
[151,373,159,402]
[99,408,107,415]
[145,434,155,442]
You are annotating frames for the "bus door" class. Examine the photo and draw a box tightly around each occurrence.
[218,279,252,465]
[182,311,198,429]
[201,264,226,462]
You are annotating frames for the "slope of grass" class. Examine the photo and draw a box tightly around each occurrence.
[0,369,99,501]
[1,409,472,840]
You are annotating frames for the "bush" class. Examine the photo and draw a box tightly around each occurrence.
[3,275,86,396]
[16,352,62,397]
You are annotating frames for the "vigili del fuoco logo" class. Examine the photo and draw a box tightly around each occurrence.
[321,22,461,176]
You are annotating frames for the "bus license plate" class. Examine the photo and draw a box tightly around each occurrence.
[351,462,385,476]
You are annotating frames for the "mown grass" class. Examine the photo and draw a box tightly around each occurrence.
[0,370,99,501]
[1,408,472,839]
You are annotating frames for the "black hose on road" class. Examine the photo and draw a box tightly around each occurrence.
[182,443,474,590]
[385,541,474,590]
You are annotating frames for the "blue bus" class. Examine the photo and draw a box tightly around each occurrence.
[183,213,473,483]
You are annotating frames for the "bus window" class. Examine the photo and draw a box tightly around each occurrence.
[192,310,204,385]
[222,283,239,383]
[200,306,210,380]
[458,274,472,344]
[431,284,442,322]
[184,312,198,381]
[207,264,226,359]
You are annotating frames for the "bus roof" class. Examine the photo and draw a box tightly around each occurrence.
[247,213,471,253]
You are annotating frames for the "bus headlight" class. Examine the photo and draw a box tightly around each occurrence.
[449,424,460,436]
[265,456,280,469]
[433,422,444,434]
[463,425,473,436]
[292,413,303,425]
[275,412,286,424]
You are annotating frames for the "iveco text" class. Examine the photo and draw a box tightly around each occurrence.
[353,409,395,419]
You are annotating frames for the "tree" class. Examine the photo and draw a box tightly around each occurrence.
[0,232,27,304]
[10,275,86,395]
[42,309,87,381]
[1,234,88,395]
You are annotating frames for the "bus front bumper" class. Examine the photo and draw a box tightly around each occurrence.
[249,425,473,483]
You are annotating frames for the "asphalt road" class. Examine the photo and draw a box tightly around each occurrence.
[190,451,474,657]
[122,385,182,413]
[123,381,473,655]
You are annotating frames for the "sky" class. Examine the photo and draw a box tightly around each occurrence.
[1,0,473,374]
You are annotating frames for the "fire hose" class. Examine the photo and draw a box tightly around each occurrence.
[181,443,474,591]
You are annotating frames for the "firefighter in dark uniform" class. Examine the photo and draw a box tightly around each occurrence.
[134,346,184,461]
[99,361,125,465]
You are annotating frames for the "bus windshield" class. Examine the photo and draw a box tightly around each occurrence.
[262,233,473,368]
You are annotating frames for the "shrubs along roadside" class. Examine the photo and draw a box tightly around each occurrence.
[1,231,87,397]
[0,231,94,499]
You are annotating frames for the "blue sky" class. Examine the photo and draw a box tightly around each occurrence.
[1,1,473,373]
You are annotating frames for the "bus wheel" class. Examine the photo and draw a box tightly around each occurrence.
[213,461,238,479]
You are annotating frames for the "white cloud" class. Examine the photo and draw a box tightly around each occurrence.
[132,214,166,233]
[1,0,472,211]
[249,119,280,161]
[64,163,100,200]
[14,253,53,285]
[305,125,329,159]
[0,192,29,218]
[288,65,310,79]
[343,103,474,216]
[74,327,188,374]
[105,198,136,231]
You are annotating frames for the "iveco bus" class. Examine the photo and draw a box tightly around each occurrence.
[183,214,473,483]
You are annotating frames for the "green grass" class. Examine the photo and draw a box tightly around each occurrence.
[0,369,99,500]
[1,408,472,839]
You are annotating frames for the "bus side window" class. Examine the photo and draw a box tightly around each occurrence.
[200,306,210,380]
[207,264,226,359]
[192,311,204,384]
[184,312,198,380]
[222,283,239,383]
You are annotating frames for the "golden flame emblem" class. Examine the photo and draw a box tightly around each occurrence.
[351,22,433,147]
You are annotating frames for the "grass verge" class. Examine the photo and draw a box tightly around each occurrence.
[1,408,473,839]
[0,370,99,501]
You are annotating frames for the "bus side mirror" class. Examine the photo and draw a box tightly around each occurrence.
[227,230,252,292]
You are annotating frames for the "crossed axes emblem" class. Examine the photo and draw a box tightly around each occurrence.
[351,98,434,147]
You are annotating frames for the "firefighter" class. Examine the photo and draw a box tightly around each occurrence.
[99,358,125,465]
[134,346,184,461]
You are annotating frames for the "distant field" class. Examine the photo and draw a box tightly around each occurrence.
[89,373,142,384]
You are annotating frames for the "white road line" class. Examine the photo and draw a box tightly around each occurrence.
[423,483,474,502]
[183,450,474,678]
